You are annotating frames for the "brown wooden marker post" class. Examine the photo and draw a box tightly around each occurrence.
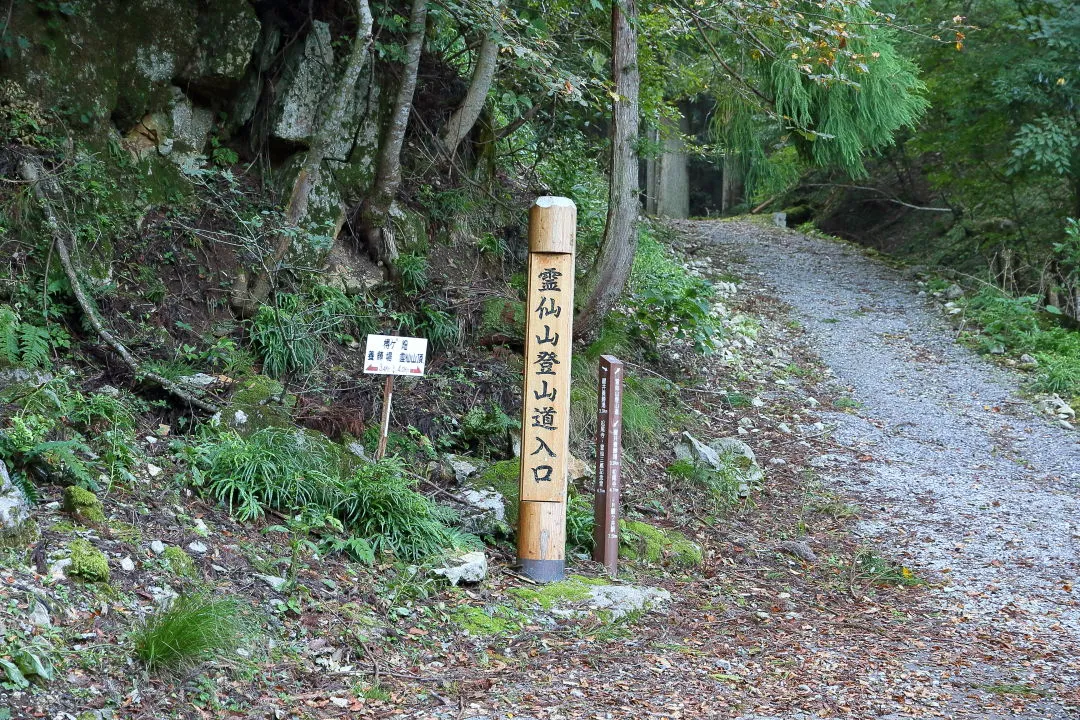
[517,196,576,583]
[592,355,624,575]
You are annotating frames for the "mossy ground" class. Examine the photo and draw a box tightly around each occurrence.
[620,520,703,568]
[163,546,197,578]
[449,605,524,636]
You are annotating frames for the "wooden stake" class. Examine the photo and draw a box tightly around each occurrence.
[375,375,394,461]
[592,355,623,576]
[517,196,576,583]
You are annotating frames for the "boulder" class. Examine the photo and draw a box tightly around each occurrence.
[0,460,34,546]
[674,432,721,469]
[586,584,672,619]
[178,0,261,93]
[270,21,334,144]
[431,551,488,585]
[457,488,507,535]
[445,455,479,484]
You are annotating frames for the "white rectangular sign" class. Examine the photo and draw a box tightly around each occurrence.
[363,334,427,376]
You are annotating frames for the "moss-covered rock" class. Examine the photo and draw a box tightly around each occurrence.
[163,546,196,578]
[508,574,607,609]
[62,486,105,524]
[479,298,526,342]
[226,375,295,433]
[473,459,520,528]
[620,520,702,568]
[69,538,109,582]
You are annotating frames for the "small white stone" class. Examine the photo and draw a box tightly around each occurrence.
[150,540,166,555]
[232,410,248,426]
[193,518,210,537]
[28,600,51,628]
[120,557,136,572]
[256,574,289,592]
[187,541,208,554]
[146,463,163,478]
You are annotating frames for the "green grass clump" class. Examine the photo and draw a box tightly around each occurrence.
[195,427,345,521]
[569,358,677,457]
[189,429,466,561]
[335,457,474,562]
[132,594,251,671]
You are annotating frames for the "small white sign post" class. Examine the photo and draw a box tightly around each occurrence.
[363,334,428,460]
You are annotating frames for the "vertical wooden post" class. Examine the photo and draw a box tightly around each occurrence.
[375,375,394,460]
[518,196,576,583]
[592,355,623,575]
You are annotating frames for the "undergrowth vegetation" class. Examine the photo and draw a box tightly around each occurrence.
[132,594,253,671]
[956,286,1080,398]
[182,428,472,562]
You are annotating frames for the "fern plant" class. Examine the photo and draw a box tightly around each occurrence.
[0,305,53,368]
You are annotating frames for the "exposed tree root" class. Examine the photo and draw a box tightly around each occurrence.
[19,158,221,414]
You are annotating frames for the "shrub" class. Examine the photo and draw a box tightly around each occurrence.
[335,457,473,562]
[622,226,724,356]
[132,594,251,671]
[188,430,465,561]
[193,427,344,521]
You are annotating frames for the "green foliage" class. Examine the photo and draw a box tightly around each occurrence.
[854,550,924,587]
[187,429,464,561]
[958,286,1080,396]
[334,457,473,562]
[667,455,755,507]
[459,403,518,457]
[132,594,252,671]
[622,227,723,355]
[564,490,594,553]
[0,305,63,369]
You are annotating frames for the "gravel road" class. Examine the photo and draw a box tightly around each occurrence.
[692,219,1080,715]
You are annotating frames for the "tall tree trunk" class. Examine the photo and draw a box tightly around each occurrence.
[440,2,501,158]
[574,0,640,340]
[232,0,374,316]
[356,0,429,274]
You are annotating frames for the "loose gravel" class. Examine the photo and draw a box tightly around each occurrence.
[691,218,1080,713]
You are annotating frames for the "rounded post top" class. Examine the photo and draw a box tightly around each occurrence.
[534,196,576,209]
[529,196,576,254]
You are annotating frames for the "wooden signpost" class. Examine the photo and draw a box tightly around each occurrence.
[517,196,576,583]
[363,334,428,460]
[592,355,624,576]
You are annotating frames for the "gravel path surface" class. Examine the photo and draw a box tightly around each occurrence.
[693,219,1080,712]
